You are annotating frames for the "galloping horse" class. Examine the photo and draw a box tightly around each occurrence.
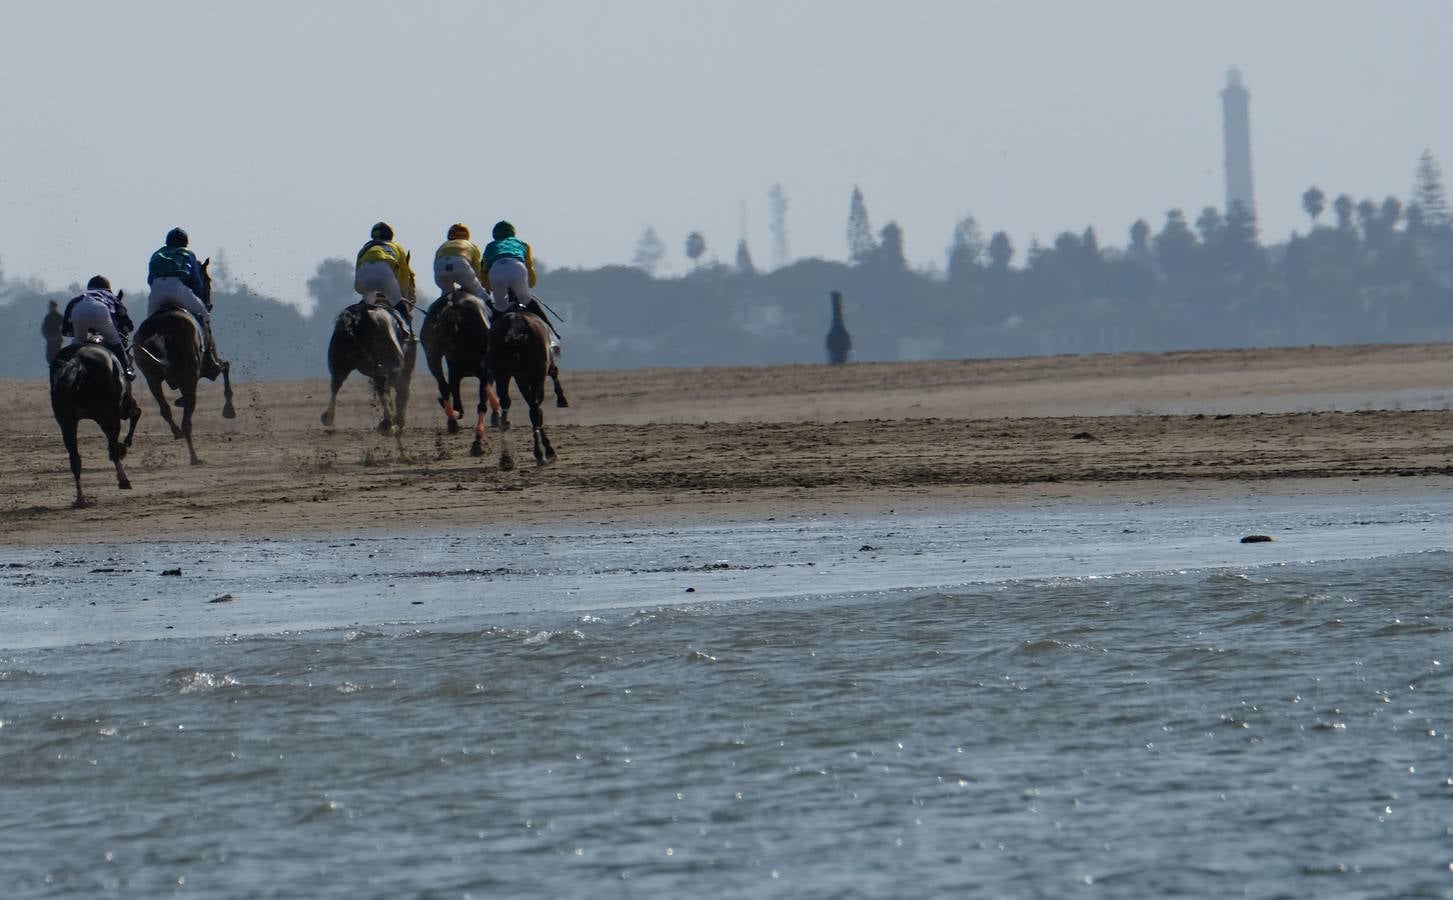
[420,290,499,454]
[50,339,141,507]
[133,258,237,465]
[486,305,569,469]
[320,286,417,447]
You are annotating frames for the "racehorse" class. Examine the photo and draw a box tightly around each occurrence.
[420,290,499,455]
[133,258,237,465]
[486,305,569,470]
[320,293,417,451]
[49,338,141,508]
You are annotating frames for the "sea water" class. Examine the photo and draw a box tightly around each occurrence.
[2,491,1451,898]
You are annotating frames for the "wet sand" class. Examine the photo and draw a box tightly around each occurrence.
[3,343,1453,545]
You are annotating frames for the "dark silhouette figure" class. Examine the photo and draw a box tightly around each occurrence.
[49,340,141,507]
[133,259,236,465]
[320,301,417,454]
[41,300,64,365]
[420,290,499,452]
[486,305,567,470]
[826,291,853,365]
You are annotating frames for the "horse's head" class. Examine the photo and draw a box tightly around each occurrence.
[403,251,417,302]
[200,257,213,311]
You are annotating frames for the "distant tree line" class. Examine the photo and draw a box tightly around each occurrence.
[1,152,1450,378]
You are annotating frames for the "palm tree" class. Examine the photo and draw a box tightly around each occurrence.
[1301,186,1326,229]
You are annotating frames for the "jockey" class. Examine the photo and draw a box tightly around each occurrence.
[355,221,416,337]
[148,227,223,378]
[483,220,560,354]
[61,275,135,378]
[433,223,487,300]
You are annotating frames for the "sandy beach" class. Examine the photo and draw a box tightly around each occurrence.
[3,342,1453,545]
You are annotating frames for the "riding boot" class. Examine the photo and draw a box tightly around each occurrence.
[525,299,563,358]
[201,322,224,379]
[394,302,417,345]
[108,342,136,380]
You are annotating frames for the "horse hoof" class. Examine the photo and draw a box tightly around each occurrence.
[222,404,237,419]
[499,421,511,433]
[446,419,460,435]
[118,480,132,490]
[73,498,94,509]
[190,458,204,467]
[376,420,393,435]
[499,456,515,472]
[170,427,184,440]
[320,412,334,427]
[556,398,570,408]
[470,440,485,458]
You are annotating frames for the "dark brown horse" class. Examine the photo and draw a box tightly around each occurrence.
[49,339,141,507]
[487,307,569,470]
[420,290,499,454]
[133,258,236,465]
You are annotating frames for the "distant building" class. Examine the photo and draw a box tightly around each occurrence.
[1221,68,1256,218]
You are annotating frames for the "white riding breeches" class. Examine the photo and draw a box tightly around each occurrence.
[487,257,530,312]
[148,277,211,324]
[68,298,120,346]
[434,255,486,299]
[355,260,406,307]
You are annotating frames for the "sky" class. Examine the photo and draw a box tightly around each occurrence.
[1,0,1448,308]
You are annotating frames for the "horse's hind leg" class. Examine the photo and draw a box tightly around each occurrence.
[180,386,202,465]
[495,377,515,470]
[321,369,348,427]
[549,364,569,408]
[469,378,488,456]
[219,361,237,419]
[525,384,554,465]
[145,371,183,439]
[446,371,464,434]
[103,417,131,490]
[122,400,141,449]
[59,418,89,508]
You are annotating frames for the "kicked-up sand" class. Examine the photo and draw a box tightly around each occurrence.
[2,342,1453,546]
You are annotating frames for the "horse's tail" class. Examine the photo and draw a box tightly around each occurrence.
[51,355,86,397]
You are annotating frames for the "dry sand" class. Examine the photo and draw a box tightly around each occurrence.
[4,343,1453,545]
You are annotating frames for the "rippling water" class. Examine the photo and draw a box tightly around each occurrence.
[3,496,1453,898]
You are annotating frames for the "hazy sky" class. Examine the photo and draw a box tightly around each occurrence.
[2,0,1448,307]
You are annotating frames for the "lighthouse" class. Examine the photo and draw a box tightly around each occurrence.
[1221,68,1256,218]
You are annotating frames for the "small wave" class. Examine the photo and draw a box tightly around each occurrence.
[1017,638,1103,656]
[522,629,586,647]
[1375,620,1444,637]
[685,648,717,663]
[169,670,240,693]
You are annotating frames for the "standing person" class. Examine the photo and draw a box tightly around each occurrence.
[41,300,64,365]
[61,276,135,379]
[354,221,417,337]
[148,227,223,378]
[483,220,559,353]
[433,223,487,300]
